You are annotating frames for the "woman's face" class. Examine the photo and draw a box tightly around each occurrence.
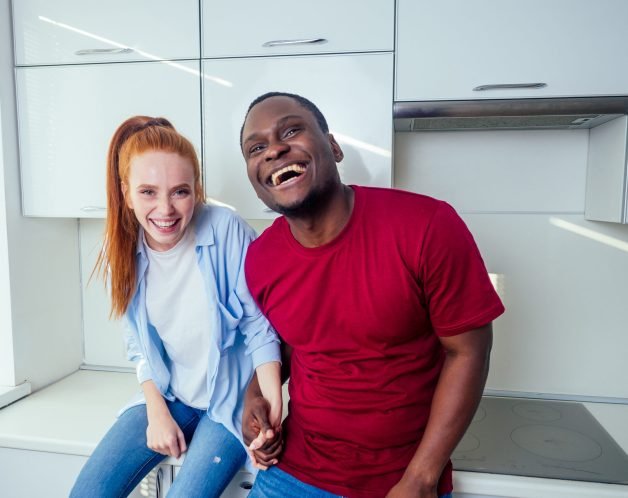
[123,150,196,252]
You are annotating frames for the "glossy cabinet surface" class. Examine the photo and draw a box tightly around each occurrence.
[396,0,628,101]
[202,53,394,219]
[585,116,628,223]
[16,61,202,217]
[12,0,199,65]
[201,0,394,58]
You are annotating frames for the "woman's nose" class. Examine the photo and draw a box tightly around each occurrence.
[157,195,175,214]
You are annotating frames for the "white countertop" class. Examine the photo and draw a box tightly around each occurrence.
[0,370,626,497]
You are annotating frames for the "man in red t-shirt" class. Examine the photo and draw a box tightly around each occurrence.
[239,92,504,498]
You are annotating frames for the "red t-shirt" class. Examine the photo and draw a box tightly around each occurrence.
[245,186,504,497]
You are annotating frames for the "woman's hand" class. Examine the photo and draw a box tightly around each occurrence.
[146,408,187,458]
[141,379,187,458]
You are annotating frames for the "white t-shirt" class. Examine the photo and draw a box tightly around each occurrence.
[144,226,211,409]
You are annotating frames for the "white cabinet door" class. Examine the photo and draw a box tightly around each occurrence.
[12,0,199,65]
[202,53,393,219]
[202,0,394,58]
[16,61,201,217]
[396,0,628,101]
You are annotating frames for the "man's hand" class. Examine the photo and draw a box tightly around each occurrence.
[243,389,283,470]
[385,475,437,498]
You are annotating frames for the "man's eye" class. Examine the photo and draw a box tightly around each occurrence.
[249,144,265,155]
[284,127,300,138]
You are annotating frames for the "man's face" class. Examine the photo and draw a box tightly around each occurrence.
[241,96,343,216]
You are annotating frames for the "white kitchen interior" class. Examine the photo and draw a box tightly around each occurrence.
[1,1,628,497]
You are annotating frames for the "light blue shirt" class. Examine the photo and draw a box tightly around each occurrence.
[121,203,281,455]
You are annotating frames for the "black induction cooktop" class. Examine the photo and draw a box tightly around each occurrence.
[452,396,628,484]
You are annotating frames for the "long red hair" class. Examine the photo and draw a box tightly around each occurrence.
[95,116,205,318]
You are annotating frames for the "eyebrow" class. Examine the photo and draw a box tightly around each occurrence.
[242,114,303,147]
[135,183,192,191]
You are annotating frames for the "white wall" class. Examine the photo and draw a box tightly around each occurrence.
[80,127,628,400]
[395,129,628,399]
[0,101,16,387]
[79,220,132,369]
[1,0,83,390]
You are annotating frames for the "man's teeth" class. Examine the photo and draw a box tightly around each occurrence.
[152,220,177,228]
[271,164,306,186]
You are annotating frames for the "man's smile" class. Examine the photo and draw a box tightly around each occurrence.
[267,163,308,187]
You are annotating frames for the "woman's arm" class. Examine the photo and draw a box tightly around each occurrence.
[255,361,282,428]
[142,380,187,459]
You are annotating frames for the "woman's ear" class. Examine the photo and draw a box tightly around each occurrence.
[121,182,133,209]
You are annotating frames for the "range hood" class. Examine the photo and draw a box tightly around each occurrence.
[394,96,628,132]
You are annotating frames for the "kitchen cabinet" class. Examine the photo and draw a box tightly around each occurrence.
[12,0,199,66]
[202,53,394,219]
[396,0,628,102]
[585,115,628,223]
[201,0,393,58]
[0,447,172,498]
[16,60,202,218]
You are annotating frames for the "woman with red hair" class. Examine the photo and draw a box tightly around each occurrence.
[70,116,282,497]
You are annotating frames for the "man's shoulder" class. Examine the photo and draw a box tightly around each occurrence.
[248,216,285,256]
[355,185,447,220]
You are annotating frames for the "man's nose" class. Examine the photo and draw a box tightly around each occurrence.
[264,141,289,161]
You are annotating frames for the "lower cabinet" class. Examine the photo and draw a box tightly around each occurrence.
[0,447,250,497]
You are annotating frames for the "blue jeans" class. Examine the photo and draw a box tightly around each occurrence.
[70,399,246,498]
[249,466,453,498]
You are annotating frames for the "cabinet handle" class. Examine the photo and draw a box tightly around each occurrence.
[262,38,328,47]
[74,48,134,56]
[81,206,106,212]
[473,83,547,91]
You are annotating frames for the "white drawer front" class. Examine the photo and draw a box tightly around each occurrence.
[13,0,199,65]
[202,0,394,58]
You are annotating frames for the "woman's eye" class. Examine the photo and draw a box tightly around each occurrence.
[140,189,154,196]
[173,189,190,197]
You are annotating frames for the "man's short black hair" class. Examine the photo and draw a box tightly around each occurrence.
[240,92,329,148]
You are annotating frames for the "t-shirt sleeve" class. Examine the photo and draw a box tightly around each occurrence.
[418,202,505,336]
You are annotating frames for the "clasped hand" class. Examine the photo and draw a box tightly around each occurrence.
[242,394,283,470]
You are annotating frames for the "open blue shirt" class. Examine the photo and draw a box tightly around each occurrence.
[121,203,281,457]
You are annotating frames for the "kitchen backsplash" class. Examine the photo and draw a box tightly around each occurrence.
[80,128,628,399]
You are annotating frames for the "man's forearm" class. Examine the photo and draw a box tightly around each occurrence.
[402,326,492,489]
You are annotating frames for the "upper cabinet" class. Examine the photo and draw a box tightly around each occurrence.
[396,0,628,102]
[201,0,394,58]
[202,53,394,219]
[16,61,202,218]
[585,116,628,224]
[12,0,199,65]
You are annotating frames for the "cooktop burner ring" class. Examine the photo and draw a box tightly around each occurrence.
[512,401,562,422]
[510,424,603,462]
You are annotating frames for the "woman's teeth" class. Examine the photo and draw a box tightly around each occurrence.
[152,219,177,228]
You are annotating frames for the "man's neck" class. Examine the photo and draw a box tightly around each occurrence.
[286,184,355,248]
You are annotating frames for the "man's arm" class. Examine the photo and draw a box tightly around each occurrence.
[242,342,293,469]
[387,324,493,498]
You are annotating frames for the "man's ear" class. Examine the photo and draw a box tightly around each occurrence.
[121,182,133,209]
[328,134,344,163]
